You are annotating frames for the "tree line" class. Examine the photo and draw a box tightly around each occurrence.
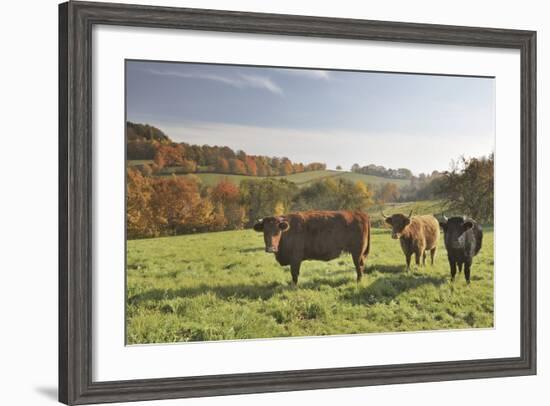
[127,121,326,177]
[127,170,374,239]
[372,155,493,223]
[126,153,493,239]
[351,163,415,180]
[126,122,494,237]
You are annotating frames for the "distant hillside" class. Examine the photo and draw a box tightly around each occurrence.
[149,168,411,188]
[127,122,170,143]
[126,121,415,188]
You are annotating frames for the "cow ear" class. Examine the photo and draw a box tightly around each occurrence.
[439,221,447,229]
[278,221,290,232]
[385,217,392,225]
[463,221,474,230]
[253,221,264,232]
[404,218,411,225]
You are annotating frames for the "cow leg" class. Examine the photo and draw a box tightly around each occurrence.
[422,251,427,267]
[352,253,364,282]
[430,247,437,265]
[405,253,412,272]
[458,262,464,273]
[449,257,457,281]
[290,261,301,286]
[414,249,421,269]
[464,258,472,284]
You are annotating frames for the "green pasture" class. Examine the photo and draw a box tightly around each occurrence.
[126,161,412,188]
[126,223,494,344]
[183,169,411,188]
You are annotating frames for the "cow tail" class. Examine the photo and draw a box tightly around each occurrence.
[475,224,483,255]
[364,218,371,258]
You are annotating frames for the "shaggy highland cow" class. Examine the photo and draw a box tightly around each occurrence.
[383,211,440,272]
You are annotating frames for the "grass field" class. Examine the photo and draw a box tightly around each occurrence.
[127,159,154,166]
[185,170,411,188]
[126,222,494,344]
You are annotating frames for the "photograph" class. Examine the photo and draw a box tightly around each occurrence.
[125,60,495,345]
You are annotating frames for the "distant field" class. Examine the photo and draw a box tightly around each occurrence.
[330,171,410,187]
[125,162,412,188]
[127,224,494,344]
[369,200,449,226]
[127,159,154,166]
[150,170,409,187]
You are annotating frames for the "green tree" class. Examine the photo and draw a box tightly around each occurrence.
[240,178,298,225]
[437,154,494,223]
[292,178,373,211]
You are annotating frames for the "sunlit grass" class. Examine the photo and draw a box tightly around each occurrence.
[127,224,493,344]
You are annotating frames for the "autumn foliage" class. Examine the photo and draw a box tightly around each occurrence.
[127,121,326,177]
[126,166,375,239]
[127,169,215,238]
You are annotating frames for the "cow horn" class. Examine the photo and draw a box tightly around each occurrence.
[442,214,448,222]
[381,211,388,219]
[408,209,413,219]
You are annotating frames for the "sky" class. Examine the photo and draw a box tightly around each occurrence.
[126,60,495,175]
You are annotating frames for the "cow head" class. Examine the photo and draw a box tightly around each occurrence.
[253,216,290,253]
[382,210,413,239]
[439,215,474,249]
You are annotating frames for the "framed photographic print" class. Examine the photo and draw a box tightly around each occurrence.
[59,1,536,404]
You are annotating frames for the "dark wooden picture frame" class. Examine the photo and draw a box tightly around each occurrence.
[59,1,536,404]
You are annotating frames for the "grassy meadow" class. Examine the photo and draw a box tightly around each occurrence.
[126,220,494,344]
[191,170,410,188]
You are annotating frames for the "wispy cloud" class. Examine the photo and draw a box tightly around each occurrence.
[238,74,283,95]
[145,69,283,95]
[279,68,331,80]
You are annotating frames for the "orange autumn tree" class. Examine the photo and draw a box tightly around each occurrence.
[377,182,400,204]
[126,168,156,239]
[244,156,258,176]
[210,179,246,230]
[215,157,230,174]
[153,144,185,169]
[149,176,214,235]
[228,158,247,175]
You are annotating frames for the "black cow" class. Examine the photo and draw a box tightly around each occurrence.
[439,215,483,283]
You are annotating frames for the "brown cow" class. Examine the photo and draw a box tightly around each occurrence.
[253,211,371,285]
[383,211,439,272]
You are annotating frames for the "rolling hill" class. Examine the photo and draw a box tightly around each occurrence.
[184,170,411,188]
[128,161,411,189]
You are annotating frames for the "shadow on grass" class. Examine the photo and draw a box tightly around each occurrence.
[239,247,264,253]
[129,268,364,305]
[128,281,284,304]
[365,264,404,274]
[343,274,446,305]
[300,276,354,290]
